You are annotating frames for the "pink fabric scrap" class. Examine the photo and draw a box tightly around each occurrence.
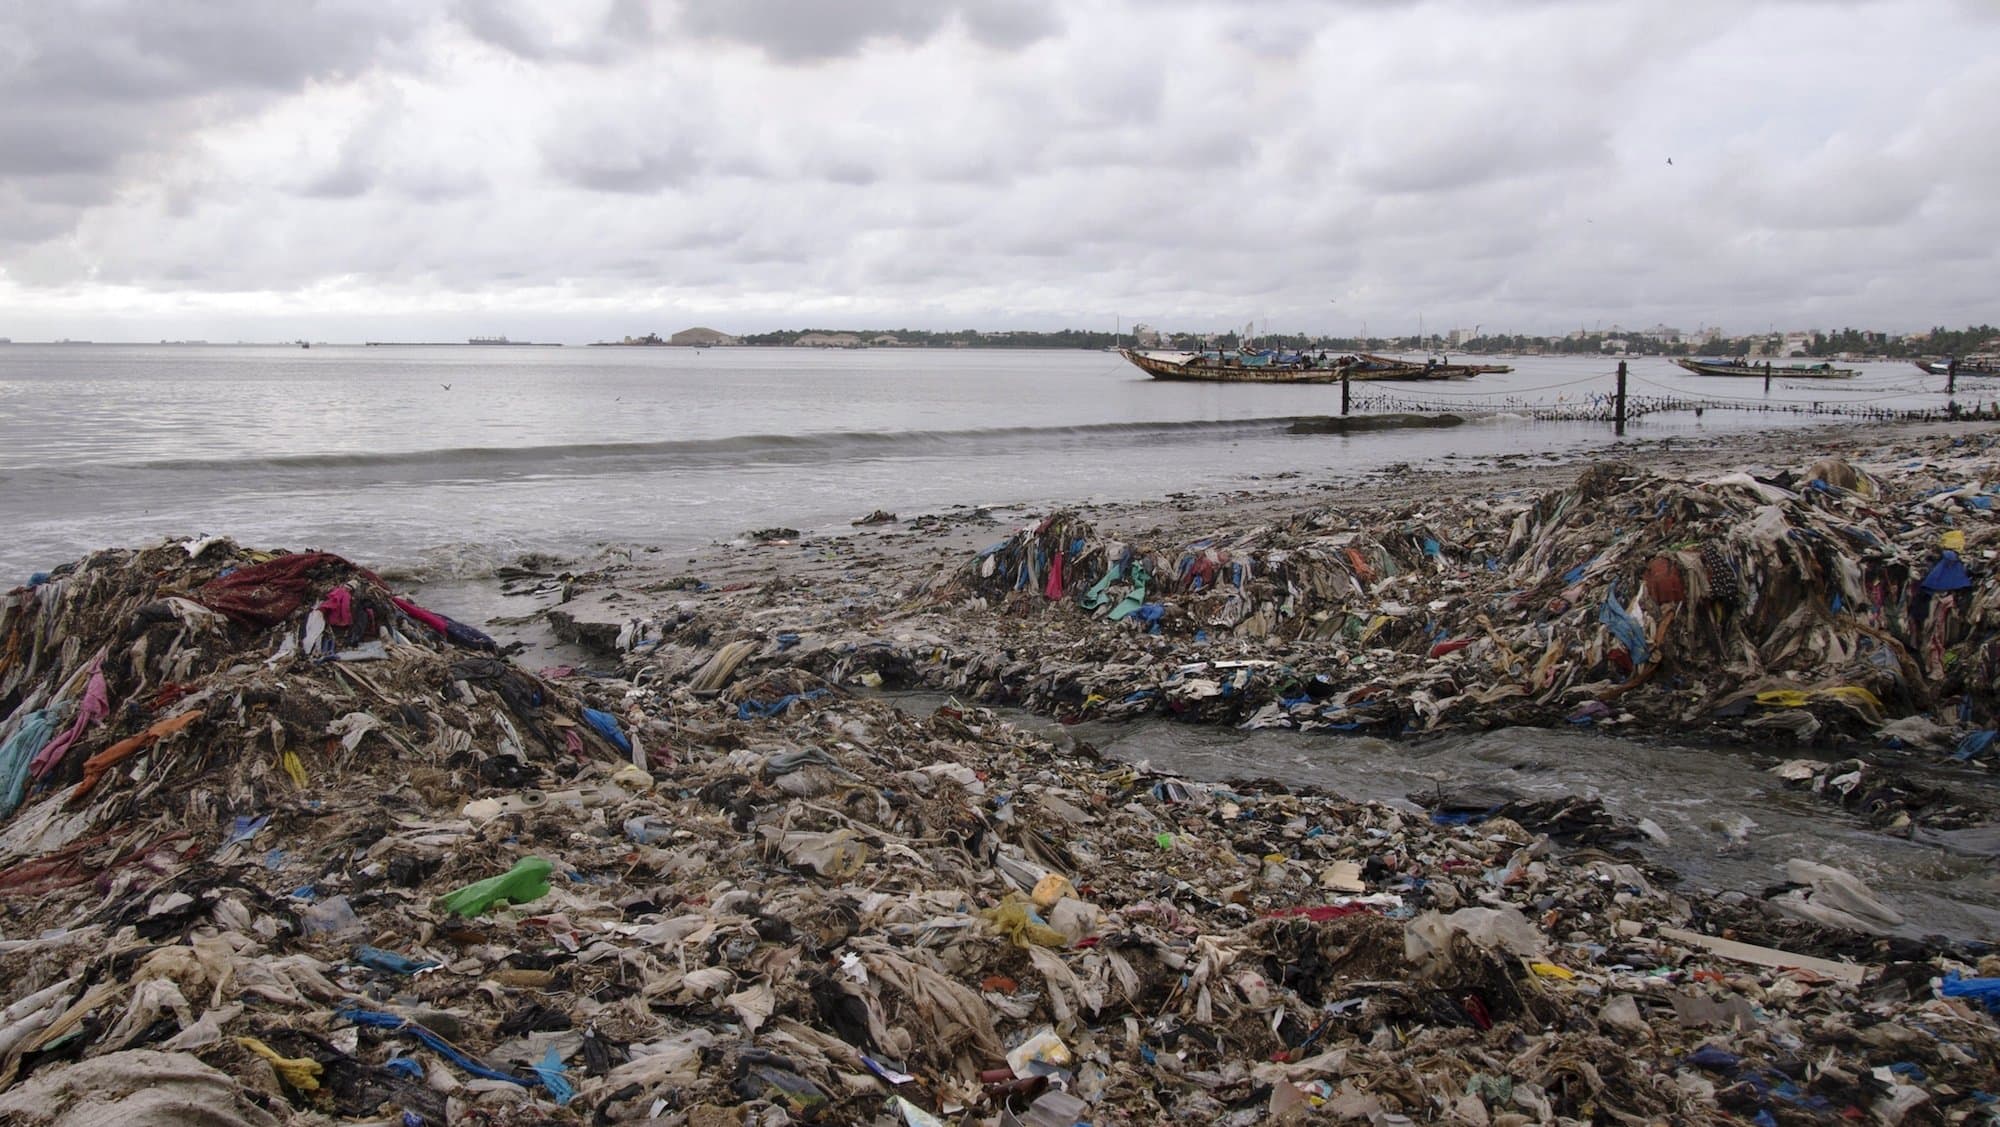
[318,587,354,627]
[29,661,111,781]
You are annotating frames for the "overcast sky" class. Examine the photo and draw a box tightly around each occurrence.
[0,0,1994,342]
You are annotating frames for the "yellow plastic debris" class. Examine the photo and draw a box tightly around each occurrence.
[980,894,1069,948]
[1942,529,1967,551]
[1528,961,1576,980]
[279,750,308,789]
[1754,686,1882,711]
[237,1035,322,1091]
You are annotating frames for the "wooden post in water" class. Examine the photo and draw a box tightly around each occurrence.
[1340,367,1351,416]
[1614,361,1628,436]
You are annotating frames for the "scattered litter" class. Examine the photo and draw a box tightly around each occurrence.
[5,447,2000,1123]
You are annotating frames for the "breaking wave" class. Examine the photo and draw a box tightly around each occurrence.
[34,415,1456,486]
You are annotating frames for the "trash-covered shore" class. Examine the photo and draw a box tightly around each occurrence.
[552,426,2000,769]
[7,425,2000,1123]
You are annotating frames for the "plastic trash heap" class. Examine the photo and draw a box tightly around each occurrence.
[933,453,2000,742]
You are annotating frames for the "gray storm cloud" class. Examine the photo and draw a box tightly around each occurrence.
[0,0,1993,339]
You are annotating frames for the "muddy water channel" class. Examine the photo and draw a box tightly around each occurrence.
[1048,717,2000,943]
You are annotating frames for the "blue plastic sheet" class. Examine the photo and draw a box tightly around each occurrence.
[337,1003,545,1091]
[1956,730,1999,761]
[355,946,442,975]
[737,689,829,721]
[580,708,631,754]
[532,1045,574,1106]
[1597,584,1649,667]
[1922,550,1973,593]
[1941,971,2000,1014]
[1684,1046,1742,1071]
[1563,553,1600,584]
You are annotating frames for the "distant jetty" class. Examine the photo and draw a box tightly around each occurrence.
[363,337,562,347]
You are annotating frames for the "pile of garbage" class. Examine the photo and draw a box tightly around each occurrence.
[5,538,2000,1123]
[916,447,2000,748]
[1771,757,1990,833]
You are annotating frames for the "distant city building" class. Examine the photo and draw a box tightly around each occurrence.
[670,327,738,346]
[1447,328,1474,346]
[1637,324,1683,344]
[792,332,863,348]
[1782,331,1814,356]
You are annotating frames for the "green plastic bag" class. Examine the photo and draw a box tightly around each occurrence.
[437,856,553,917]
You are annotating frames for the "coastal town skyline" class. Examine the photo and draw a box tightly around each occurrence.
[6,320,1993,358]
[2,1,1996,341]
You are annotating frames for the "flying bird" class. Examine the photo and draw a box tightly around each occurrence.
[1666,157,1674,165]
[440,383,452,390]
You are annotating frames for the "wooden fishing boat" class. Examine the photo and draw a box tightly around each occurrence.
[1119,348,1348,384]
[1354,353,1509,379]
[1915,357,2000,377]
[1119,347,1506,383]
[1676,357,1857,379]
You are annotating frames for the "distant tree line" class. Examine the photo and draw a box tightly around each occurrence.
[735,328,1126,348]
[1804,325,1999,358]
[722,324,1999,356]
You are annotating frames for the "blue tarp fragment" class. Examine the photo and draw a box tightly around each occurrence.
[581,708,631,754]
[338,1003,561,1098]
[1941,972,2000,1014]
[737,689,829,720]
[1597,583,1649,666]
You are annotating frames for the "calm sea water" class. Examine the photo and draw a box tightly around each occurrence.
[0,343,1954,581]
[6,343,1992,935]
